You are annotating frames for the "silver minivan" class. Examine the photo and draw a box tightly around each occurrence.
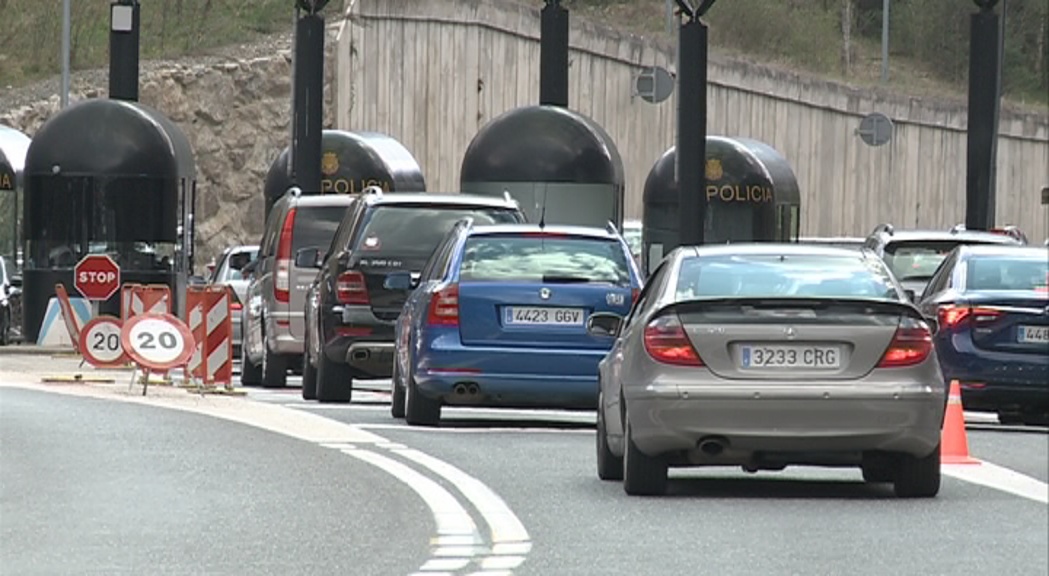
[241,192,357,387]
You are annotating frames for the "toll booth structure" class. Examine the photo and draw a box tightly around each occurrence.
[642,136,802,276]
[21,98,197,343]
[263,130,427,221]
[0,125,31,270]
[460,105,626,230]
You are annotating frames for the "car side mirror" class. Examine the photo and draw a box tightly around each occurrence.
[904,289,917,302]
[384,271,418,291]
[241,260,258,276]
[924,317,939,336]
[586,312,623,338]
[9,275,21,288]
[295,247,322,269]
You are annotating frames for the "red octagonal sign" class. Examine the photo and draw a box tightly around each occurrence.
[74,254,121,301]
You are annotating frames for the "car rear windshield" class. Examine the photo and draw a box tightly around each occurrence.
[355,204,522,257]
[292,205,347,253]
[676,254,900,300]
[459,234,632,285]
[884,240,996,281]
[966,256,1049,291]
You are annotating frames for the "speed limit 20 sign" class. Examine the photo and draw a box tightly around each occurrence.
[79,316,129,368]
[120,313,196,372]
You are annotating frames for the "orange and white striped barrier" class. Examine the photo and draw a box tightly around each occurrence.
[121,283,173,322]
[185,285,234,389]
[54,283,84,355]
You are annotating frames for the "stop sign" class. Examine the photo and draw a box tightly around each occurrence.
[74,254,121,301]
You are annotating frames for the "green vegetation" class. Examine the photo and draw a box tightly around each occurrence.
[0,0,293,88]
[567,0,1049,109]
[1,0,1045,110]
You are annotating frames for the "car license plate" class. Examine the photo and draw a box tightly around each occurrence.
[1018,326,1049,344]
[740,345,841,369]
[505,306,584,326]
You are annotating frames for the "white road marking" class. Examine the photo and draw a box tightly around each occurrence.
[356,423,592,435]
[389,448,531,547]
[0,378,532,574]
[943,462,1049,505]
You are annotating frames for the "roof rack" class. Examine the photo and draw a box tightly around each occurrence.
[287,186,303,198]
[453,216,475,231]
[502,189,518,206]
[872,223,894,236]
[989,225,1028,244]
[362,185,384,196]
[605,220,620,235]
[949,223,966,234]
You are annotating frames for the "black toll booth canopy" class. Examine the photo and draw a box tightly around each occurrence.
[641,136,801,275]
[263,130,426,220]
[21,98,197,343]
[459,105,625,229]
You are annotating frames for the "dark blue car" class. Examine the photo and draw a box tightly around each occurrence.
[917,244,1049,425]
[387,222,643,426]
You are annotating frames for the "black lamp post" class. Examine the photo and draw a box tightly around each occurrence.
[290,0,330,196]
[109,0,141,101]
[540,0,570,107]
[675,0,716,248]
[965,0,1005,231]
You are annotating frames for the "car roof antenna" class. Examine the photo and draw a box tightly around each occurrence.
[537,186,548,230]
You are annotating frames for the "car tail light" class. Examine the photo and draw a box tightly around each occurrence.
[877,319,933,368]
[229,290,243,311]
[937,304,1002,328]
[427,284,460,326]
[336,271,369,305]
[643,314,703,366]
[274,208,296,303]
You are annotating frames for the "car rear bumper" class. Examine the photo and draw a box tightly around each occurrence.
[937,337,1049,411]
[625,381,945,460]
[318,304,398,377]
[413,333,605,408]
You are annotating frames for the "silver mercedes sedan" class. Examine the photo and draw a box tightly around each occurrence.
[587,244,947,498]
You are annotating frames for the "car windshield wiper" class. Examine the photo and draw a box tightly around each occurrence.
[542,275,593,284]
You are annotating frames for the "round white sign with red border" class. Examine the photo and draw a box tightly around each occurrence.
[79,316,129,368]
[120,313,196,371]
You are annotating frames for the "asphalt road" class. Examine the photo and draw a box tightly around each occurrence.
[249,378,1049,576]
[0,386,432,576]
[3,354,1046,576]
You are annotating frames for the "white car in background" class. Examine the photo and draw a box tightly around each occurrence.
[207,244,259,359]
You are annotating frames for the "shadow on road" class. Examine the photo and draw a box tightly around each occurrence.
[434,416,595,431]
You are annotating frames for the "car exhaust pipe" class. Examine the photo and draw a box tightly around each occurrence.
[453,383,469,396]
[351,348,370,362]
[466,383,479,396]
[698,436,728,457]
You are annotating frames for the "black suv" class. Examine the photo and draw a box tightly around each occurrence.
[300,190,526,402]
[863,223,1026,298]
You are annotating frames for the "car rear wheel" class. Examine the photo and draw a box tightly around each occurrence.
[596,391,623,481]
[261,341,287,389]
[316,354,352,403]
[240,353,262,386]
[390,358,406,419]
[405,363,440,427]
[623,416,667,496]
[301,355,318,401]
[893,444,941,498]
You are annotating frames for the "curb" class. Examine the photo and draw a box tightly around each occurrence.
[0,345,76,356]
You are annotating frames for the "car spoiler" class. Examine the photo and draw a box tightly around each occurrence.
[661,297,927,321]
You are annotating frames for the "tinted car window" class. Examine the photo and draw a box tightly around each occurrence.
[884,240,1003,281]
[676,254,899,300]
[458,234,632,285]
[966,256,1049,291]
[293,206,347,253]
[355,205,521,258]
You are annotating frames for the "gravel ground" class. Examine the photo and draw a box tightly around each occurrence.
[0,32,294,113]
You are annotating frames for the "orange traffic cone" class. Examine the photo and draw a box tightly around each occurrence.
[941,380,981,465]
